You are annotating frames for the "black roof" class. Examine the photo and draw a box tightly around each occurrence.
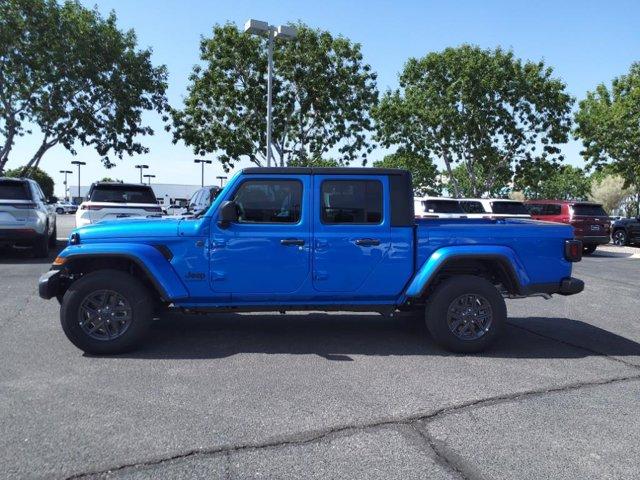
[242,167,409,176]
[91,181,153,188]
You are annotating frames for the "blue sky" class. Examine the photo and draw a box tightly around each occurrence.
[8,0,640,194]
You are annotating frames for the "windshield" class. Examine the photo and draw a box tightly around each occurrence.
[572,204,607,216]
[90,185,157,204]
[0,180,30,200]
[491,201,528,214]
[422,199,463,214]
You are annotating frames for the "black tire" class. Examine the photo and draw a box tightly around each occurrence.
[612,230,628,246]
[425,275,506,353]
[32,225,49,258]
[56,207,64,214]
[60,269,154,354]
[48,222,57,247]
[583,244,597,255]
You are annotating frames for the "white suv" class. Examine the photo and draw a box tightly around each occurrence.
[76,182,162,226]
[458,199,530,219]
[414,197,468,219]
[0,177,57,257]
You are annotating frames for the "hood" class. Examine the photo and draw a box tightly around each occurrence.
[74,216,183,240]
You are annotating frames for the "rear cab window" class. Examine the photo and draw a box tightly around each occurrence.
[572,204,607,217]
[321,180,383,224]
[423,199,463,214]
[0,180,31,201]
[90,184,157,204]
[491,201,529,215]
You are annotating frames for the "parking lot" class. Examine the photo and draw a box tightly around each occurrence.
[0,214,639,479]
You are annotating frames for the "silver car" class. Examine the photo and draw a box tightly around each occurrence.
[0,177,57,257]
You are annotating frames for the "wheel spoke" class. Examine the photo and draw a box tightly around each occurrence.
[79,289,133,341]
[447,293,493,341]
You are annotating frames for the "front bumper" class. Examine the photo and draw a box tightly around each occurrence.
[38,269,60,300]
[577,235,610,245]
[523,277,585,297]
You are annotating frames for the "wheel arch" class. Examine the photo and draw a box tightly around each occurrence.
[404,247,528,299]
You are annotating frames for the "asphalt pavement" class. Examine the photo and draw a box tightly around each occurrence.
[0,215,639,479]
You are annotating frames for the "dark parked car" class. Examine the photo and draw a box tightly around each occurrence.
[525,200,611,255]
[611,217,640,246]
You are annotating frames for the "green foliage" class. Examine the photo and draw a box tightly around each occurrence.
[589,174,630,214]
[575,62,640,209]
[172,23,378,170]
[0,0,168,173]
[374,151,441,196]
[287,157,340,167]
[99,177,123,182]
[4,166,54,197]
[448,162,511,198]
[373,45,573,197]
[514,162,590,200]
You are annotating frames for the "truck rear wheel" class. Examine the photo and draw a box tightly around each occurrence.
[60,269,153,355]
[425,275,505,353]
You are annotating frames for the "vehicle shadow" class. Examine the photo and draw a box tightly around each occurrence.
[590,250,634,258]
[111,312,640,361]
[0,240,65,264]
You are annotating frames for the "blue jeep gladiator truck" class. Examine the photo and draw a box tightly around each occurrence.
[39,168,584,354]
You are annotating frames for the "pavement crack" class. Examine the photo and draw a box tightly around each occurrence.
[64,374,640,479]
[507,321,640,370]
[409,423,472,480]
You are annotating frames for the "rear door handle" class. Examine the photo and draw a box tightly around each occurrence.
[281,238,305,246]
[355,238,381,247]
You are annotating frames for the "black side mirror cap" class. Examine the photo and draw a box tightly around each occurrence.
[217,201,238,229]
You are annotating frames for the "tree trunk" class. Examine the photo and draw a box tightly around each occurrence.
[442,149,461,198]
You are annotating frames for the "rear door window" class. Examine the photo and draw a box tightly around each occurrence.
[491,201,529,214]
[572,204,607,216]
[90,185,157,204]
[423,199,463,214]
[527,204,561,215]
[321,180,382,224]
[0,180,30,200]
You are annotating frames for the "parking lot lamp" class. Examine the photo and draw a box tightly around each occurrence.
[70,161,86,200]
[135,164,148,184]
[143,174,156,185]
[59,170,72,200]
[216,175,227,187]
[194,159,212,187]
[244,20,296,167]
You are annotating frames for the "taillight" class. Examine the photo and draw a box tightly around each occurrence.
[81,205,103,210]
[564,239,582,262]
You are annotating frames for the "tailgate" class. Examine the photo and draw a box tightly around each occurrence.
[0,201,35,227]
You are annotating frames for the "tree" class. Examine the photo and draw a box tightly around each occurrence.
[447,162,511,198]
[589,175,630,214]
[0,0,168,174]
[4,166,54,197]
[373,45,573,197]
[171,23,378,170]
[374,151,440,196]
[513,162,590,200]
[575,62,640,214]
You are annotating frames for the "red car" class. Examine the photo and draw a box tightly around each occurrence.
[525,200,611,255]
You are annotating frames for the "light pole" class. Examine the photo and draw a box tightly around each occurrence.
[135,164,148,184]
[143,174,156,185]
[216,175,227,187]
[70,161,86,201]
[244,19,296,167]
[194,159,212,187]
[59,170,72,200]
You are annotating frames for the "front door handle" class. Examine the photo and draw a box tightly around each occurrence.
[281,238,305,246]
[355,238,381,247]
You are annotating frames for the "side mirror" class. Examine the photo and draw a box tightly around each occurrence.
[217,201,238,229]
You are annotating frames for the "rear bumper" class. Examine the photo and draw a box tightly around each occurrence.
[0,228,38,244]
[38,269,60,300]
[523,277,585,296]
[577,235,610,245]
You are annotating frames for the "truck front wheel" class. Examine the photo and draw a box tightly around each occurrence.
[425,275,506,353]
[60,269,154,355]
